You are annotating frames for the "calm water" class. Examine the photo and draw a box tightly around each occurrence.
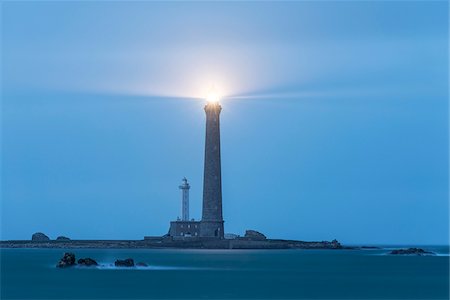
[1,247,449,299]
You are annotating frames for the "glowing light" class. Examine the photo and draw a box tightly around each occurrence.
[206,87,221,103]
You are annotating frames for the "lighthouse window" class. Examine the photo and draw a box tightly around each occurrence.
[188,224,191,228]
[181,225,183,228]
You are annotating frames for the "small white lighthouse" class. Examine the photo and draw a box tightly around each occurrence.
[179,177,190,221]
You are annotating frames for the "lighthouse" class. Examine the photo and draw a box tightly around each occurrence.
[167,94,225,239]
[179,177,190,221]
[169,177,200,237]
[200,100,224,238]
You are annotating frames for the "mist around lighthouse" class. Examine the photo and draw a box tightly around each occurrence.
[1,1,449,299]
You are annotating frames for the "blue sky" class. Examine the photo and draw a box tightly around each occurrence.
[1,1,448,244]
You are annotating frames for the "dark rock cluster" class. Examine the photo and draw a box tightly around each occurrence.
[389,248,435,256]
[56,236,71,241]
[56,253,98,267]
[78,258,98,266]
[56,253,147,268]
[115,258,135,267]
[57,253,76,268]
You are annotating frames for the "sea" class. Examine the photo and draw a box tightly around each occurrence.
[1,246,449,299]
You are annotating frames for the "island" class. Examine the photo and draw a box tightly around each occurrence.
[0,230,343,250]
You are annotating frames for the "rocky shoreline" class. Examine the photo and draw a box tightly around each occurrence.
[1,233,438,255]
[0,237,344,250]
[0,240,438,256]
[0,230,349,250]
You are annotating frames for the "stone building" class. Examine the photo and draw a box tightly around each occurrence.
[169,220,201,238]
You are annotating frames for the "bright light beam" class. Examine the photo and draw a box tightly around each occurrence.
[206,86,221,103]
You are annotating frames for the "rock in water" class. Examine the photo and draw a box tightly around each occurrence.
[244,230,267,240]
[389,248,435,256]
[136,262,148,267]
[32,232,50,241]
[57,253,76,268]
[78,258,98,266]
[56,236,71,241]
[115,258,135,267]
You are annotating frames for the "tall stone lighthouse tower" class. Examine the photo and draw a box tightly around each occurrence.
[200,101,224,238]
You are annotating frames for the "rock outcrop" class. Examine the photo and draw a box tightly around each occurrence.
[136,262,148,267]
[244,230,267,240]
[32,232,50,242]
[389,248,435,256]
[78,258,98,266]
[57,252,76,268]
[56,236,71,241]
[115,258,135,267]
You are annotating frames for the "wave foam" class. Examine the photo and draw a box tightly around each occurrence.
[93,263,200,270]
